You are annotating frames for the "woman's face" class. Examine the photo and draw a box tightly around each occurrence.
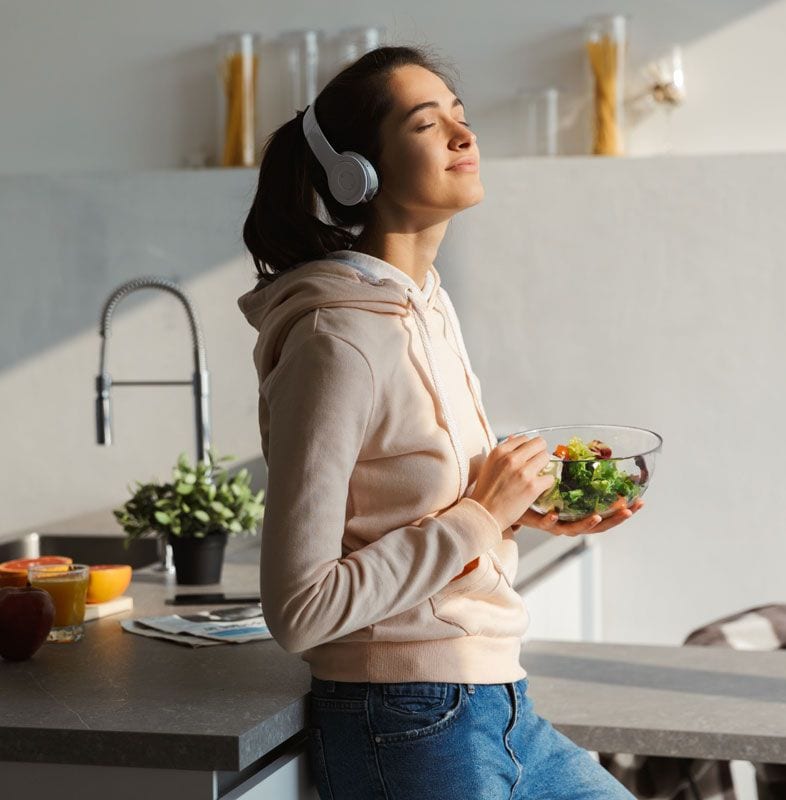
[373,64,483,223]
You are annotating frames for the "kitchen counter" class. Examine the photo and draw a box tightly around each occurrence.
[0,527,583,774]
[4,528,784,798]
[0,534,308,773]
[524,639,786,764]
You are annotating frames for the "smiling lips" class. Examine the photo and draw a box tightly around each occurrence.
[447,158,478,172]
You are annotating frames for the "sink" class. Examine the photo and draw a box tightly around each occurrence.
[0,532,160,570]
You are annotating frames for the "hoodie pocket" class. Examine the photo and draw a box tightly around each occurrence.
[430,552,529,638]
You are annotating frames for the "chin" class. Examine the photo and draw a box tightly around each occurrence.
[460,182,485,208]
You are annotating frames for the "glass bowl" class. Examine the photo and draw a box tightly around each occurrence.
[511,424,662,522]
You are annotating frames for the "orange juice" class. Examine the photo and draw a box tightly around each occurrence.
[30,574,88,626]
[28,563,89,643]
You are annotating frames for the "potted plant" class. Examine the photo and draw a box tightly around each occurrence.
[113,448,265,585]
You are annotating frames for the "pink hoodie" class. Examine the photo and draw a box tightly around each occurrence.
[237,249,529,683]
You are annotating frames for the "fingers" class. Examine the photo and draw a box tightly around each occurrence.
[535,449,551,472]
[536,511,596,537]
[497,433,527,455]
[545,499,645,536]
[498,433,547,457]
[497,432,524,449]
[585,499,644,533]
[560,514,603,537]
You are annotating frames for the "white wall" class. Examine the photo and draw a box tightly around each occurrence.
[2,153,784,649]
[1,0,785,173]
[437,153,786,647]
[0,170,263,536]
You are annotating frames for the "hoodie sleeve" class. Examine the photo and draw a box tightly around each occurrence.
[260,332,503,654]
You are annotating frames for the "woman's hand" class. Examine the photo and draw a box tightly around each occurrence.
[514,498,645,538]
[469,433,556,532]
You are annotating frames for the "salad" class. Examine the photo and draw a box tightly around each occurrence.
[535,435,646,519]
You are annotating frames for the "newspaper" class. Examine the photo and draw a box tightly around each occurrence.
[120,605,273,647]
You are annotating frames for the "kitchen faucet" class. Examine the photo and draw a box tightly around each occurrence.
[95,275,212,572]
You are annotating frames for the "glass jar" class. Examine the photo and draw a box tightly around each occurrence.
[216,32,262,168]
[334,26,386,71]
[514,87,559,156]
[584,14,628,156]
[278,29,324,116]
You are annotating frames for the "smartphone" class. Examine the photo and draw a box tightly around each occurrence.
[165,593,261,605]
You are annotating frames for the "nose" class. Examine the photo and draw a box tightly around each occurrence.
[450,120,476,149]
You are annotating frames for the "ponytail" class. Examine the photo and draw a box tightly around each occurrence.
[242,112,354,281]
[242,44,458,282]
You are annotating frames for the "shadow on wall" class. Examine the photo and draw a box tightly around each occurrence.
[0,169,256,375]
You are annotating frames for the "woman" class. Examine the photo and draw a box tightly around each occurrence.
[238,45,643,799]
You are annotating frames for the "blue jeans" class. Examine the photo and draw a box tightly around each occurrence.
[306,676,634,799]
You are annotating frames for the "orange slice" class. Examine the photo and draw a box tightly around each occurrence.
[0,556,73,588]
[86,564,132,604]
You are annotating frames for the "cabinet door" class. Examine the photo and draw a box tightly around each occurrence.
[220,739,320,800]
[519,544,599,642]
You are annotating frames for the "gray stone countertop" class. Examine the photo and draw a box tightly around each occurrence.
[0,509,585,773]
[524,639,786,764]
[0,534,310,772]
[4,526,783,772]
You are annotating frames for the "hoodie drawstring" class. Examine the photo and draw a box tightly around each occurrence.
[411,287,514,581]
[437,288,499,454]
[406,288,468,498]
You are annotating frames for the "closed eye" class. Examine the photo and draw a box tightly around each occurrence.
[416,121,472,132]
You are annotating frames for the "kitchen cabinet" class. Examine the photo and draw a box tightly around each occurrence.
[2,744,320,800]
[515,530,599,644]
[221,743,319,800]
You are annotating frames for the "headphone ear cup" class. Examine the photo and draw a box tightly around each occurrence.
[328,153,378,206]
[348,152,379,203]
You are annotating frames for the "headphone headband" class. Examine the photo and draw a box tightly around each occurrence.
[302,105,340,169]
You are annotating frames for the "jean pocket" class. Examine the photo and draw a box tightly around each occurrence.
[306,726,335,800]
[372,682,465,744]
[382,682,448,714]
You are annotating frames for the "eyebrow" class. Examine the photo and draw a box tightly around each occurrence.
[401,96,464,124]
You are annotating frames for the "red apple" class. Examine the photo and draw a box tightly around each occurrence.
[0,586,55,661]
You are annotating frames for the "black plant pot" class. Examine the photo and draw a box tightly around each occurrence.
[168,530,228,585]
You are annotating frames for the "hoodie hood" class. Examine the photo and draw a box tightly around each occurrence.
[237,255,441,387]
[238,250,499,511]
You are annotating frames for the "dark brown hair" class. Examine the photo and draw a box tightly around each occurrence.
[242,44,458,282]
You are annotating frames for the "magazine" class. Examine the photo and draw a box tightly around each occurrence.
[120,604,273,647]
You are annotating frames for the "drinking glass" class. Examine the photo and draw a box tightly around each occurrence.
[334,26,386,70]
[28,563,89,643]
[279,29,324,115]
[514,87,559,156]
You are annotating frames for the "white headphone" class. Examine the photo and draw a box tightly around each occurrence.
[302,103,379,206]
